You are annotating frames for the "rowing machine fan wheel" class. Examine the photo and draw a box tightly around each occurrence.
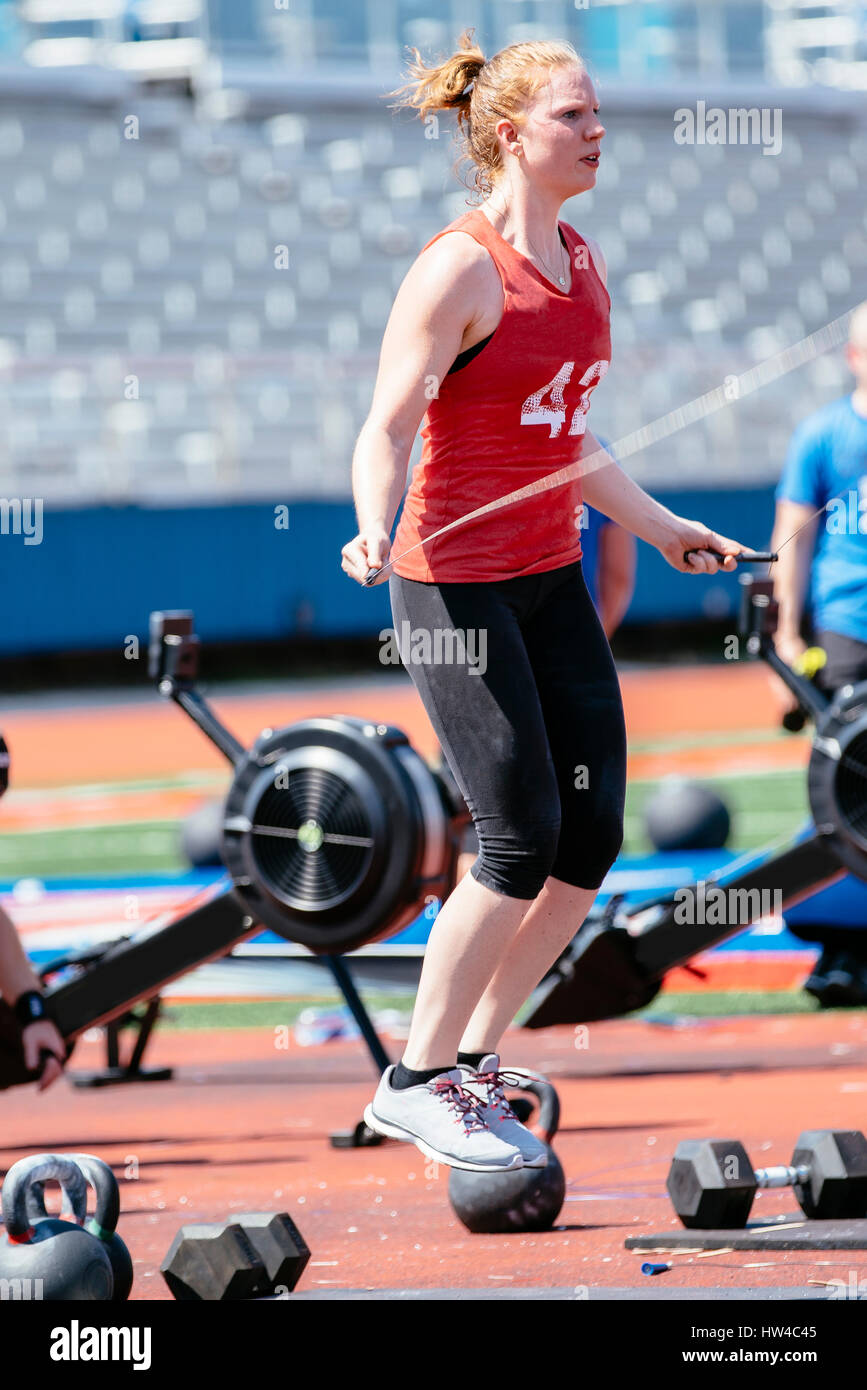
[808,679,867,882]
[220,715,462,953]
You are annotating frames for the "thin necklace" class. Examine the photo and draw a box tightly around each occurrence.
[525,230,569,288]
[482,201,569,287]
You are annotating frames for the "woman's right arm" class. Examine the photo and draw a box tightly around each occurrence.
[341,234,489,585]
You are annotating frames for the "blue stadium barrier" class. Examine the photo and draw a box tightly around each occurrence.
[0,486,777,656]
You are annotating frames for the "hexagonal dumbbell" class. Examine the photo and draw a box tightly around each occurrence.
[161,1212,311,1300]
[667,1130,867,1229]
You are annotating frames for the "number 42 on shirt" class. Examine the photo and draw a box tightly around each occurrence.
[521,358,609,439]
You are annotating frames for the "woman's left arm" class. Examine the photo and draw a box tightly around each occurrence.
[579,430,747,575]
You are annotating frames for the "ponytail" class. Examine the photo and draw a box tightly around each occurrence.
[387,28,583,199]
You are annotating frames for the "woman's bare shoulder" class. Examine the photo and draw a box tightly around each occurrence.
[415,226,498,280]
[396,226,502,328]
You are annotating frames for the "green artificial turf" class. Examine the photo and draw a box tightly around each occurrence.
[143,988,837,1034]
[4,763,810,879]
[623,768,809,855]
[637,989,821,1018]
[150,994,414,1031]
[0,823,185,878]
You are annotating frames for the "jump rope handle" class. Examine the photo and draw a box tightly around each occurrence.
[683,548,778,566]
[363,567,382,586]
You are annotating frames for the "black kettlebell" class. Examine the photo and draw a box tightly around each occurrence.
[448,1074,566,1234]
[1,1154,114,1299]
[26,1153,133,1301]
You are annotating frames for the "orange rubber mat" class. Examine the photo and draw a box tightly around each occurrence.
[1,663,790,787]
[3,1012,867,1299]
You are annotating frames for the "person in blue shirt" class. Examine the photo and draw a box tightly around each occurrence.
[772,301,867,690]
[580,502,636,636]
[580,436,637,638]
[771,300,867,1001]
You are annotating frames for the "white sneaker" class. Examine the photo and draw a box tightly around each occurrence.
[457,1055,550,1168]
[363,1066,524,1172]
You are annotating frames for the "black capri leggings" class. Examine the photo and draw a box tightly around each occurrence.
[388,560,627,900]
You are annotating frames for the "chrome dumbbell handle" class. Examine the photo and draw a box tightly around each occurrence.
[755,1163,811,1190]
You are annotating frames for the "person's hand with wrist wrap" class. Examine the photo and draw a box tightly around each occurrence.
[14,990,66,1090]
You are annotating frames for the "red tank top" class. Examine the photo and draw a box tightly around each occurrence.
[390,206,611,583]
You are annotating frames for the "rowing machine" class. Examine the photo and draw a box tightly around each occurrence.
[523,574,865,1025]
[0,611,469,1088]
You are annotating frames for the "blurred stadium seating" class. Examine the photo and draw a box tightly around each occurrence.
[0,73,862,501]
[0,1,864,648]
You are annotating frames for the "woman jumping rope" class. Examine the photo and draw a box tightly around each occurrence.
[341,31,750,1172]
